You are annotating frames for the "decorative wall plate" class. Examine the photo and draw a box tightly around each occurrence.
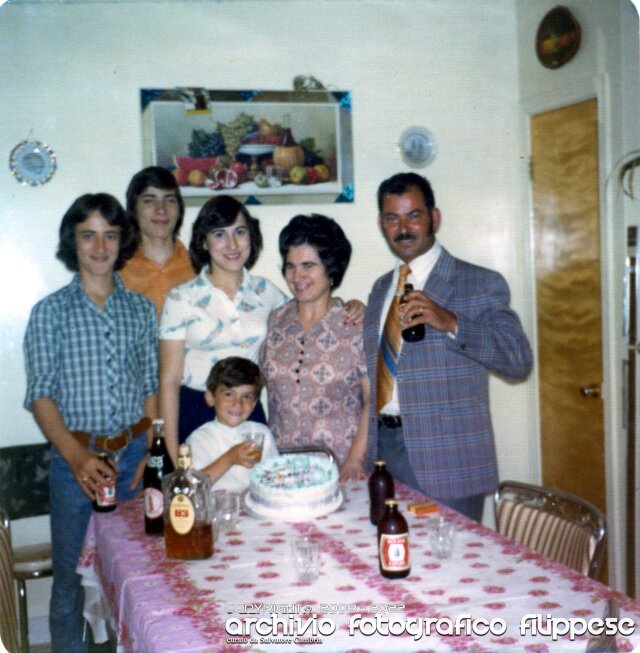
[536,6,581,70]
[9,139,57,186]
[399,126,437,168]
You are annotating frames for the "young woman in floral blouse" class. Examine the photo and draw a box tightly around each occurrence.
[159,196,286,462]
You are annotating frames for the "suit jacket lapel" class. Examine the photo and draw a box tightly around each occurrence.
[372,271,394,326]
[423,247,455,307]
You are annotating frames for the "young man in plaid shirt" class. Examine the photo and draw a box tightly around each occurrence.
[24,193,158,652]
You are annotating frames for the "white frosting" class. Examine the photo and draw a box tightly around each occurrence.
[247,454,342,521]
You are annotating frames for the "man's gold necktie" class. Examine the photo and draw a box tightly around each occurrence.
[376,264,410,413]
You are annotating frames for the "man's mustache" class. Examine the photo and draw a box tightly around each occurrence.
[394,232,415,242]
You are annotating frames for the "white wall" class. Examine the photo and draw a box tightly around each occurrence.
[0,0,635,621]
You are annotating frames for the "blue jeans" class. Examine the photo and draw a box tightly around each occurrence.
[49,435,146,653]
[377,422,485,523]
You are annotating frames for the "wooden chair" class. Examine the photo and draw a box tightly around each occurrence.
[0,443,53,653]
[0,508,19,653]
[494,480,606,578]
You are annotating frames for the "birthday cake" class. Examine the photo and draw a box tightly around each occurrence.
[246,454,342,521]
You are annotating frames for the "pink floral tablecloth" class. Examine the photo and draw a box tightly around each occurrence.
[78,482,640,653]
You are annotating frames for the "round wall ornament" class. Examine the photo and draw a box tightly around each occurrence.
[9,139,57,186]
[536,6,581,70]
[399,126,437,168]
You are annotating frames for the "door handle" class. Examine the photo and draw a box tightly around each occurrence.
[580,384,600,398]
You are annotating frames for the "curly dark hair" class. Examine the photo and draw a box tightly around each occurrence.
[189,196,262,273]
[206,356,264,395]
[377,172,436,212]
[56,193,136,272]
[125,166,185,239]
[278,214,352,289]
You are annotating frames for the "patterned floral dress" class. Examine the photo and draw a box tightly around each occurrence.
[260,298,367,464]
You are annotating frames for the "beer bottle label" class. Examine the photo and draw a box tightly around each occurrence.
[169,494,195,535]
[379,533,410,571]
[144,487,164,519]
[147,455,164,469]
[95,478,116,507]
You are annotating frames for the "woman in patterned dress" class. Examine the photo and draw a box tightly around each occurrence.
[260,214,370,481]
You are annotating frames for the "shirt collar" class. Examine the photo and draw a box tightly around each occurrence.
[393,240,443,288]
[212,418,242,434]
[200,266,251,291]
[70,272,126,300]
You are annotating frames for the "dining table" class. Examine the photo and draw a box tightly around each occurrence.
[78,481,640,653]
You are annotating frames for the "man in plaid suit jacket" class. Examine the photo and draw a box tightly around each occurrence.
[363,173,532,521]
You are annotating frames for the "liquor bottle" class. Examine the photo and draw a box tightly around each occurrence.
[378,498,410,579]
[144,419,175,535]
[400,283,425,342]
[368,460,395,525]
[93,452,117,513]
[162,444,213,560]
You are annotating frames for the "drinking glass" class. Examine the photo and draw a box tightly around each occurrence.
[212,489,240,531]
[290,535,321,583]
[428,517,456,558]
[243,430,265,462]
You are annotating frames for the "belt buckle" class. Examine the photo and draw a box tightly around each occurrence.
[105,431,129,453]
[380,414,402,429]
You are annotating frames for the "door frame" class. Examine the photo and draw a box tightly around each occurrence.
[521,73,629,591]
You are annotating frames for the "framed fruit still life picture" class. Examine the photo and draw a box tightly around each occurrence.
[141,88,354,205]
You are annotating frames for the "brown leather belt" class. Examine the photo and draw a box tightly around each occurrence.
[71,417,151,452]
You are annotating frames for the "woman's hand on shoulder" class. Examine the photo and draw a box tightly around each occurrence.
[342,299,366,326]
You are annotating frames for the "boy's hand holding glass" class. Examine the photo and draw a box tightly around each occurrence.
[228,440,262,468]
[242,431,265,463]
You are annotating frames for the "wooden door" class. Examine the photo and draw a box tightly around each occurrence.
[531,100,606,520]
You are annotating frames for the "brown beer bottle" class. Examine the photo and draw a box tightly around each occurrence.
[368,460,395,525]
[378,498,410,578]
[163,444,213,560]
[400,283,425,342]
[93,453,117,513]
[144,419,175,535]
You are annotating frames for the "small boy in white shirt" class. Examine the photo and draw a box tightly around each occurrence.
[185,356,278,492]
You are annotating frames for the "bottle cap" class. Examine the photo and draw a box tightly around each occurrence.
[152,418,165,426]
[375,460,386,466]
[384,498,398,507]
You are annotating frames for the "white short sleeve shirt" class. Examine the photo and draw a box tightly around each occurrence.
[186,419,279,493]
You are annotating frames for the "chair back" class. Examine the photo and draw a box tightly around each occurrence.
[0,508,19,653]
[494,480,606,578]
[0,443,52,520]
